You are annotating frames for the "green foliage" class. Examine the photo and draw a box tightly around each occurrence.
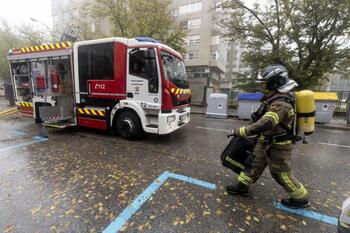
[219,0,350,89]
[233,71,261,92]
[63,4,109,41]
[0,20,48,82]
[92,0,187,53]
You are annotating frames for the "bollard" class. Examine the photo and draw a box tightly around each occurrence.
[4,83,15,106]
[39,124,49,138]
[346,99,350,126]
[302,135,308,144]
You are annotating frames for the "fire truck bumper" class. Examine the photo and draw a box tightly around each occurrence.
[158,106,190,135]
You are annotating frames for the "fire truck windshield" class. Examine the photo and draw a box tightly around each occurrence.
[161,52,188,88]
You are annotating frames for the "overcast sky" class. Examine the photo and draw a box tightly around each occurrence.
[0,0,265,30]
[0,0,52,29]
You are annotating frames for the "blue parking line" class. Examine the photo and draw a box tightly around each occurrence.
[10,129,27,136]
[274,202,338,226]
[0,136,48,153]
[167,172,217,190]
[103,171,217,233]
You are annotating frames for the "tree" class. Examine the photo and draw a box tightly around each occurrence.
[63,4,109,41]
[218,0,350,89]
[16,23,48,45]
[92,0,187,53]
[0,20,48,82]
[0,21,24,82]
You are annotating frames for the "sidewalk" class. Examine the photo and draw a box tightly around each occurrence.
[317,116,350,131]
[0,97,12,112]
[191,105,237,117]
[191,105,350,131]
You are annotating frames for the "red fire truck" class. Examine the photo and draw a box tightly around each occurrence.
[8,37,191,139]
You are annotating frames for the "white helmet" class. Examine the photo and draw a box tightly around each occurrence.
[257,64,298,93]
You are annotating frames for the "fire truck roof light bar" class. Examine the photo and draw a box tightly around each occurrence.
[135,37,161,44]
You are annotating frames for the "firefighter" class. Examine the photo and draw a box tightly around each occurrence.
[226,64,310,209]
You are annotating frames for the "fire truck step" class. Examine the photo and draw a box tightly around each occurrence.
[146,124,158,128]
[43,122,76,129]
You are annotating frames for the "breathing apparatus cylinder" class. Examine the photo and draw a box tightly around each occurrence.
[295,90,315,135]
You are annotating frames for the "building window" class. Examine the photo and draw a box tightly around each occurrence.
[210,51,219,60]
[190,2,202,12]
[187,35,200,45]
[188,18,201,29]
[211,35,220,45]
[179,2,202,15]
[187,51,199,60]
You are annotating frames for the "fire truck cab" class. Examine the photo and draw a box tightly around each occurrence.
[8,37,191,139]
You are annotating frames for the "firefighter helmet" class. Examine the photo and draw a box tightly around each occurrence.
[257,64,298,93]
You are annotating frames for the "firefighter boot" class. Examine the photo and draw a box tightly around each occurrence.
[281,198,310,209]
[226,182,249,197]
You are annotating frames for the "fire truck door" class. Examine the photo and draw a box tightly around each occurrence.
[127,48,161,110]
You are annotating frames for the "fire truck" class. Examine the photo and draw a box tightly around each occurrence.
[7,37,191,139]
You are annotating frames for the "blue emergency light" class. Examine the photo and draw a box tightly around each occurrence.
[135,37,161,43]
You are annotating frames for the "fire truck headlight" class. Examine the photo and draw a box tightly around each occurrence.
[167,115,176,124]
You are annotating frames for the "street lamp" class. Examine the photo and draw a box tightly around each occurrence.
[29,17,52,32]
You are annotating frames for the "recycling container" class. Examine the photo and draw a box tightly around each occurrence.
[206,93,229,118]
[314,92,339,124]
[237,93,263,120]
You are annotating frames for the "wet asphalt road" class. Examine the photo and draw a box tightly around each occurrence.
[0,107,349,232]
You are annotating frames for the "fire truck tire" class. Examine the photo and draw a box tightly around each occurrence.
[116,111,142,139]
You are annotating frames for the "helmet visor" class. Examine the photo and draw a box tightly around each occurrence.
[255,74,268,83]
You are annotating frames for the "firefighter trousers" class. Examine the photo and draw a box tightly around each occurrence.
[237,141,308,201]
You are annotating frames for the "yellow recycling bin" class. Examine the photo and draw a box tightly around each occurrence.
[314,92,339,123]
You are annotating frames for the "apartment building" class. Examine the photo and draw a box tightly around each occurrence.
[172,0,228,105]
[51,0,110,40]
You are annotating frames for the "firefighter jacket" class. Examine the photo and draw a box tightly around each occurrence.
[235,91,295,143]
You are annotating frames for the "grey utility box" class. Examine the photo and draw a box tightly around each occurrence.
[237,93,263,120]
[206,93,229,118]
[314,92,339,124]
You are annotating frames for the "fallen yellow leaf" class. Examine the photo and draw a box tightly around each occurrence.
[4,224,15,233]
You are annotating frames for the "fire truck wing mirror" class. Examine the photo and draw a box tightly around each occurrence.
[162,54,173,61]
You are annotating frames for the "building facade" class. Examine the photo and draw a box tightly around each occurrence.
[172,0,229,105]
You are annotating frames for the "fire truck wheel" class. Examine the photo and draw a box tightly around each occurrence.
[116,111,142,139]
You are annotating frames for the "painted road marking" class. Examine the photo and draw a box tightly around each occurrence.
[0,136,48,153]
[274,202,338,226]
[196,126,230,132]
[10,129,27,136]
[103,171,217,233]
[319,142,350,149]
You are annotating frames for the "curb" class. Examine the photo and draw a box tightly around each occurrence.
[191,111,237,117]
[316,124,350,131]
[191,110,350,130]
